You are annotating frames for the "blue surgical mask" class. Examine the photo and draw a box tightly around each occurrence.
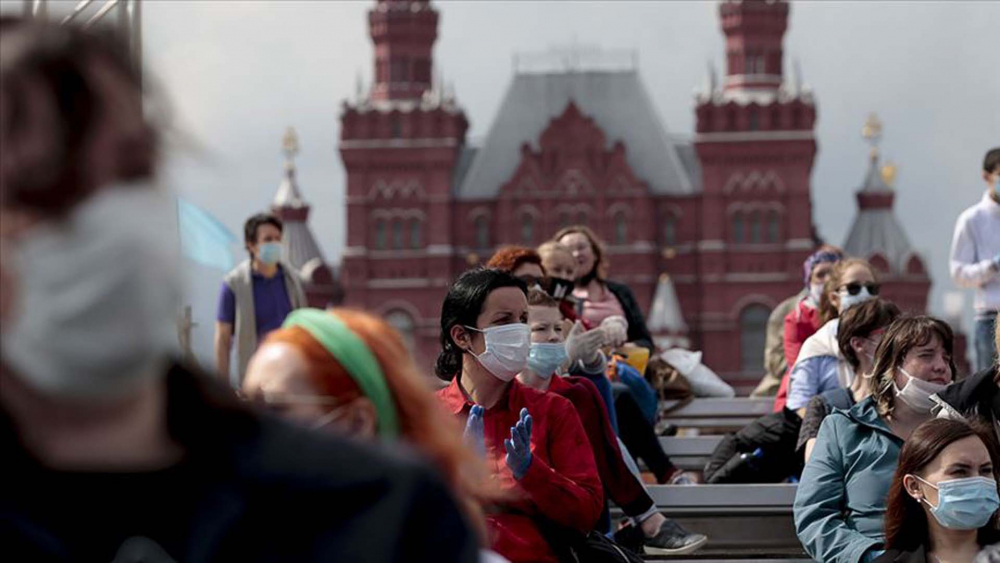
[258,242,282,265]
[914,475,1000,530]
[527,342,568,379]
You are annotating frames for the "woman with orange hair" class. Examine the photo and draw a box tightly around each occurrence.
[241,307,500,560]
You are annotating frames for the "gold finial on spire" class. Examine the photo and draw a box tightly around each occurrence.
[861,113,883,160]
[881,161,897,187]
[282,127,300,169]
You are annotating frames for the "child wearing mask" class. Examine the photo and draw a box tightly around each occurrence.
[517,289,708,557]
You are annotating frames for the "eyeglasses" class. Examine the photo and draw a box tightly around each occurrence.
[840,282,880,296]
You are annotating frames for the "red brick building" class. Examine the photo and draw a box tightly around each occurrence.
[340,0,837,390]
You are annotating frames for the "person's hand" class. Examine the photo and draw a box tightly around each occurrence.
[504,408,533,479]
[464,405,485,458]
[600,316,629,348]
[565,321,604,366]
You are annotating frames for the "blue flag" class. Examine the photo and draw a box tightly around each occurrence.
[176,197,237,271]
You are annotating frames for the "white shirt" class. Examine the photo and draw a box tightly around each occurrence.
[950,190,1000,314]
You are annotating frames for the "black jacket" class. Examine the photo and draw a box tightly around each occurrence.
[933,366,1000,436]
[704,408,803,484]
[605,280,654,352]
[2,363,479,563]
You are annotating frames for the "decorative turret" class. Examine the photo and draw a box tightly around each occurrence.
[271,128,343,308]
[369,0,439,102]
[843,114,930,314]
[648,274,690,349]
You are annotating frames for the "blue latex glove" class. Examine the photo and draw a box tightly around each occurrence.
[504,408,533,479]
[464,405,485,458]
[993,253,1000,270]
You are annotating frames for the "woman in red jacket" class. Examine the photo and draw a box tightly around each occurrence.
[774,246,843,411]
[435,268,604,563]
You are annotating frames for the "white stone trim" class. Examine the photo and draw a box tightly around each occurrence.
[340,138,459,150]
[695,130,814,143]
[368,278,432,289]
[343,246,368,257]
[425,244,454,256]
[785,238,813,250]
[697,239,726,251]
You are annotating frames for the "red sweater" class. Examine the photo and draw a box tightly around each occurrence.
[437,377,603,563]
[547,375,653,517]
[774,300,821,412]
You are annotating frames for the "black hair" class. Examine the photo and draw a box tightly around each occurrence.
[985,147,1000,174]
[243,212,283,248]
[434,268,527,380]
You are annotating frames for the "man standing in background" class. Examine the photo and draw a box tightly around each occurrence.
[214,213,306,386]
[950,147,1000,371]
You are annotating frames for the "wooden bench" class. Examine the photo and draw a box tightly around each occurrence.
[658,436,723,472]
[642,484,804,556]
[659,398,773,433]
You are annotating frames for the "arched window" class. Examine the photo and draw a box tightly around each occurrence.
[474,215,490,249]
[613,212,628,245]
[750,211,762,244]
[374,219,386,250]
[384,309,416,353]
[391,219,404,249]
[740,304,771,372]
[521,214,534,245]
[409,219,422,249]
[663,216,677,246]
[576,211,589,226]
[558,211,571,229]
[748,110,759,132]
[766,211,780,243]
[732,212,745,244]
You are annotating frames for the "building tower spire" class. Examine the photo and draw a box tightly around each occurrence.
[719,0,790,92]
[369,0,439,102]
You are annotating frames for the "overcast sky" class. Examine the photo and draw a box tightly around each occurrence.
[5,0,999,364]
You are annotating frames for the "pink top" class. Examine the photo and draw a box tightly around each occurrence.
[575,284,626,327]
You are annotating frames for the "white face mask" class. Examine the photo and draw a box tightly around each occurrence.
[807,282,825,306]
[465,323,531,382]
[1,186,181,400]
[838,286,875,314]
[893,367,947,413]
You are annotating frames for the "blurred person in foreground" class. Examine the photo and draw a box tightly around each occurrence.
[517,289,708,557]
[874,418,999,563]
[242,308,493,560]
[0,19,476,562]
[795,316,956,563]
[214,212,306,387]
[435,268,603,563]
[949,147,1000,372]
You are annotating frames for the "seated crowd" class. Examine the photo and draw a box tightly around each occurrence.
[242,231,1000,563]
[3,19,998,563]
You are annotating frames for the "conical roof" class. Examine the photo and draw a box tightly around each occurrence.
[648,273,688,334]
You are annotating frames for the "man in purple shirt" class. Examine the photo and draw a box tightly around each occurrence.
[214,213,306,385]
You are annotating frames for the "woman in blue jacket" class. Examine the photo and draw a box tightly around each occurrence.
[794,316,957,563]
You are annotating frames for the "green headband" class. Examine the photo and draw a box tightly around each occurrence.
[282,308,400,439]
